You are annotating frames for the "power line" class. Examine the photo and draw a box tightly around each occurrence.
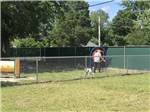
[89,0,114,7]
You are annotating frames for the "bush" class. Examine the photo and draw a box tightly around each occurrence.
[11,37,51,48]
[125,30,150,45]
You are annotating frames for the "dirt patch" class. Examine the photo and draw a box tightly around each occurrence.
[0,77,35,82]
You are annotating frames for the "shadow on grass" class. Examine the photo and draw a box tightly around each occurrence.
[1,81,18,87]
[1,73,130,88]
[1,72,148,88]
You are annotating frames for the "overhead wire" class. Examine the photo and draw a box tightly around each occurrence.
[89,0,114,7]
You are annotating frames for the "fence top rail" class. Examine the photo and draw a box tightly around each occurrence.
[0,55,150,60]
[8,45,150,48]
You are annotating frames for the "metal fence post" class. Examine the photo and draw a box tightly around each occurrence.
[126,55,128,74]
[36,57,39,83]
[124,46,126,74]
[149,54,150,71]
[85,56,87,68]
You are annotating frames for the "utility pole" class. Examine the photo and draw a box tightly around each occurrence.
[89,0,114,46]
[98,16,101,46]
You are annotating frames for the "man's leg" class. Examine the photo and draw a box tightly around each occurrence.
[94,62,97,73]
[98,63,101,72]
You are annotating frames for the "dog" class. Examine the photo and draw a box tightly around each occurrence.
[84,67,94,78]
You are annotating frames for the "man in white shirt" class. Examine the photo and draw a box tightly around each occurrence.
[93,50,105,73]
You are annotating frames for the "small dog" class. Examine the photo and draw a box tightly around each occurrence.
[84,67,94,78]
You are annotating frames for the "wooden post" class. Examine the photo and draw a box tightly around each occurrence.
[15,58,20,78]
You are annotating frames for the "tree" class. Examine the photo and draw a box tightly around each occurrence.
[1,1,60,56]
[90,9,109,45]
[131,1,150,31]
[12,37,41,48]
[125,29,150,45]
[111,0,150,45]
[124,1,150,45]
[11,37,52,48]
[112,9,134,36]
[49,1,92,47]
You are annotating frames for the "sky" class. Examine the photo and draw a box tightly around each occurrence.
[86,0,123,21]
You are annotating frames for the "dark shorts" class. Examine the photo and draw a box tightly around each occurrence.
[93,62,101,72]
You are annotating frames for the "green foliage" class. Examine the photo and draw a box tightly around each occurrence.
[111,0,150,45]
[101,22,114,46]
[133,9,150,31]
[40,38,52,47]
[112,10,134,36]
[125,29,150,45]
[1,1,60,54]
[12,37,40,48]
[50,1,92,47]
[90,9,109,28]
[1,1,60,38]
[11,37,52,48]
[1,0,150,53]
[90,9,109,45]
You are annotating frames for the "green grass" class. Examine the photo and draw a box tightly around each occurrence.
[1,71,150,112]
[20,69,121,82]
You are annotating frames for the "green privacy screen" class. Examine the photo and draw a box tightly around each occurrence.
[4,46,150,70]
[105,47,150,70]
[125,47,150,70]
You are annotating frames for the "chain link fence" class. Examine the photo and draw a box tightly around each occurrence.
[0,55,150,85]
[4,46,150,57]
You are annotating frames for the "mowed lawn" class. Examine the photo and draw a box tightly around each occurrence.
[1,71,150,112]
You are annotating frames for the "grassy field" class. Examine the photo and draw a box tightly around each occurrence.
[1,71,150,112]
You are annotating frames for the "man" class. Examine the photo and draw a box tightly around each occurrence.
[93,50,105,73]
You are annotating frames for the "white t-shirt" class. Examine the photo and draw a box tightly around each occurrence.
[93,51,102,62]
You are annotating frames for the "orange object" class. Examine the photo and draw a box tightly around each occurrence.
[15,58,20,78]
